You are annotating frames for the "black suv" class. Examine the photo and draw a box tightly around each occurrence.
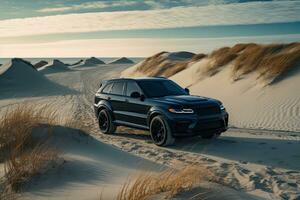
[94,77,228,146]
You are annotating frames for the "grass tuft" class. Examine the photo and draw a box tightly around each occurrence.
[0,104,61,197]
[136,52,206,77]
[117,165,211,200]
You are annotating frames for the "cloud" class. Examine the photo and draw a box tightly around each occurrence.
[0,1,299,38]
[36,0,233,13]
[37,1,138,13]
[1,34,300,57]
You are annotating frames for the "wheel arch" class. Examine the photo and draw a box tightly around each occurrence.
[147,109,167,127]
[96,100,114,120]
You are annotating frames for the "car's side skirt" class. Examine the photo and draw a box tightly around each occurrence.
[113,120,149,131]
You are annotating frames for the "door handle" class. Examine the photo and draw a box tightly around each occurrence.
[125,99,129,102]
[107,97,111,100]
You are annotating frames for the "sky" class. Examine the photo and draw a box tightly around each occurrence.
[0,0,300,58]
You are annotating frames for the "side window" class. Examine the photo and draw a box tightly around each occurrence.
[110,82,125,95]
[102,83,113,94]
[126,81,141,97]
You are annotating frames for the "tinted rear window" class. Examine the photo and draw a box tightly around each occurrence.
[126,81,141,96]
[102,83,113,93]
[111,82,125,95]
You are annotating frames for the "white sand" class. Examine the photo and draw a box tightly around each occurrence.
[22,128,162,200]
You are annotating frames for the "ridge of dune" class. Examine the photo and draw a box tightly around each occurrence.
[38,59,71,73]
[122,43,300,84]
[109,57,134,64]
[121,51,205,78]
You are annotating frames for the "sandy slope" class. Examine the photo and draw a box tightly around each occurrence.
[170,61,300,132]
[22,128,162,200]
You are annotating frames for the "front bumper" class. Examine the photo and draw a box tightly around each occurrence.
[167,112,229,137]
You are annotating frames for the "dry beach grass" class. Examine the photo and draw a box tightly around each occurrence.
[0,105,61,197]
[123,42,300,85]
[117,165,211,200]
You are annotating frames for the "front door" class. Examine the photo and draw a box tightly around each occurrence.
[123,81,150,126]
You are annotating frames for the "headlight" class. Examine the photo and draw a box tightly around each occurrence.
[220,104,225,111]
[168,108,194,114]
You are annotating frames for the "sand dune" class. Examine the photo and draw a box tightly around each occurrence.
[121,43,300,131]
[171,61,300,131]
[109,57,134,64]
[38,59,71,74]
[34,60,48,69]
[0,58,76,99]
[23,127,162,200]
[80,57,105,66]
[122,43,300,84]
[121,51,206,78]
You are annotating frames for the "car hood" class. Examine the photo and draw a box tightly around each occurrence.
[153,95,220,105]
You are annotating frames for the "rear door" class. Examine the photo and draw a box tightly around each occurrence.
[109,81,127,121]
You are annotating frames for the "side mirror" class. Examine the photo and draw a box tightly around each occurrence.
[184,88,190,94]
[130,91,141,98]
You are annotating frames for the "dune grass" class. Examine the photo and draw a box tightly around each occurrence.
[117,165,211,200]
[136,52,207,77]
[200,42,300,83]
[204,47,238,76]
[133,42,300,84]
[229,43,300,82]
[0,104,61,196]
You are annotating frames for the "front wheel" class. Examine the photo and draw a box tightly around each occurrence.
[150,116,175,146]
[98,109,116,134]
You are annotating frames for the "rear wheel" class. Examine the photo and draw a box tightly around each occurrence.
[150,116,175,146]
[98,109,116,134]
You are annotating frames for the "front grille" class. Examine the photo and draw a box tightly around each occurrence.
[192,105,221,117]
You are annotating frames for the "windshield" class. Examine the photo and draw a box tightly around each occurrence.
[137,80,187,98]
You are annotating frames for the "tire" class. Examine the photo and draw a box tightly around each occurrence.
[98,109,116,134]
[150,116,175,146]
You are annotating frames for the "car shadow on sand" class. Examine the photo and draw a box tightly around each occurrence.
[171,134,300,171]
[112,128,300,171]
